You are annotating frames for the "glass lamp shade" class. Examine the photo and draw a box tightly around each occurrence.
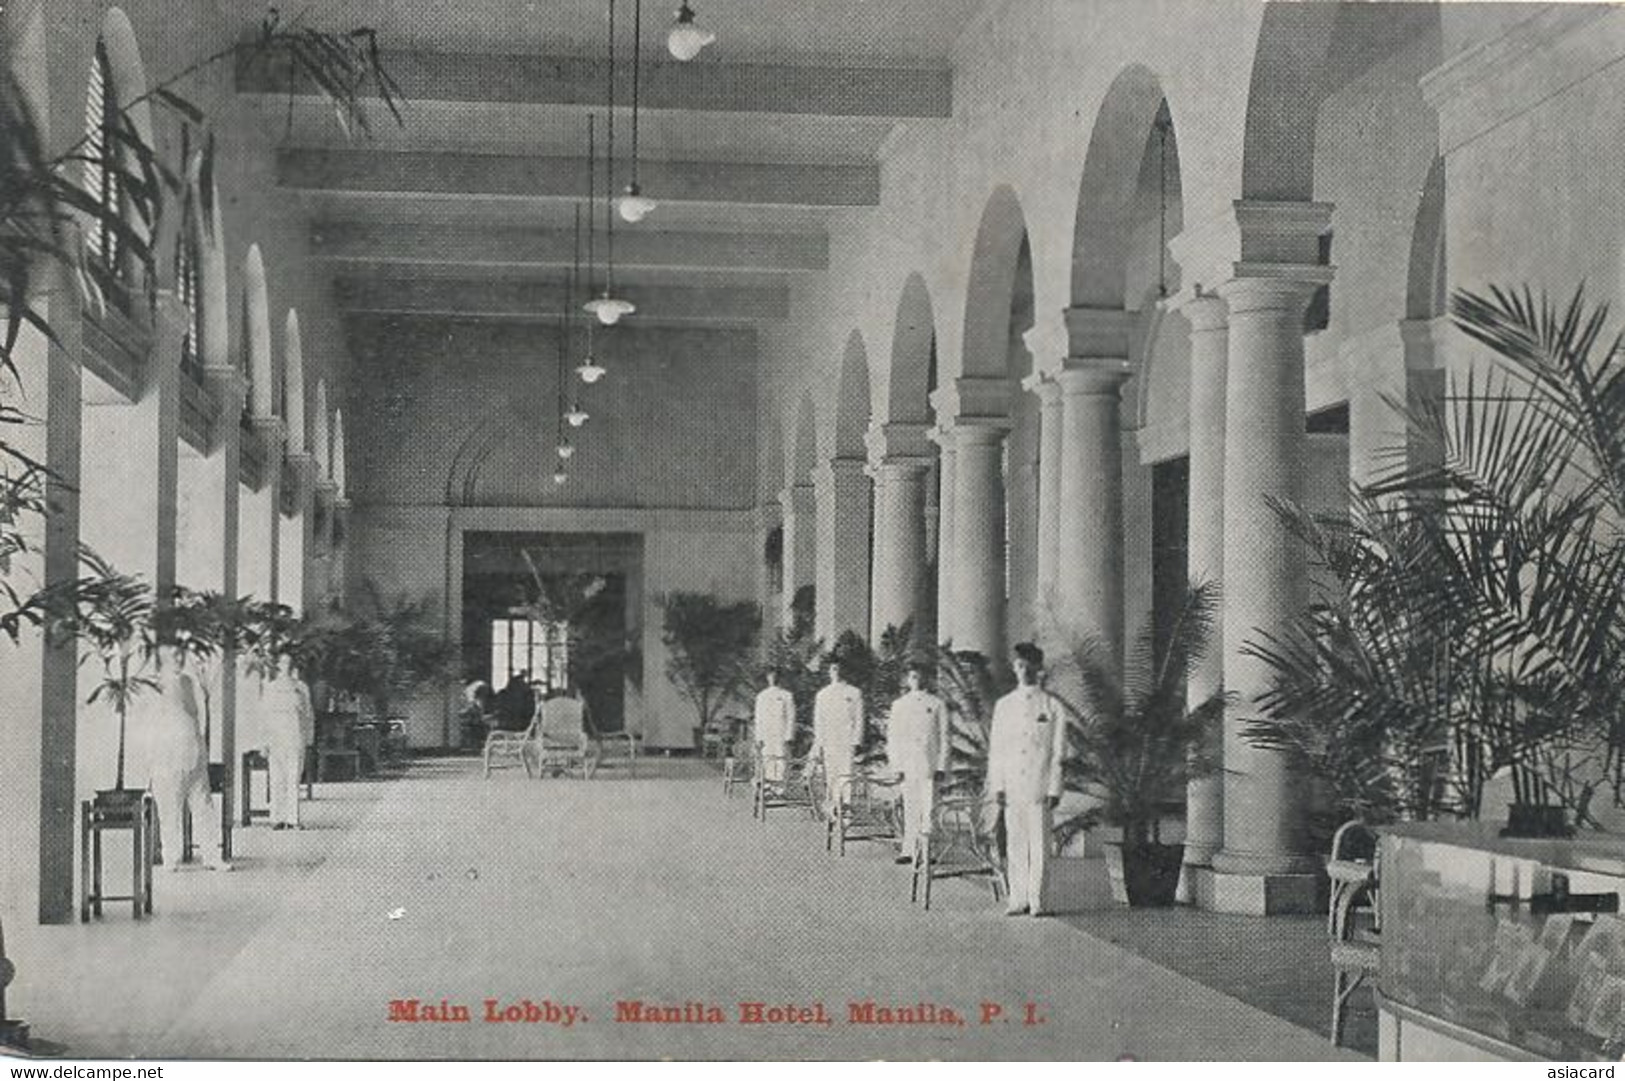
[585,294,636,325]
[565,407,590,428]
[576,356,607,384]
[667,5,715,61]
[556,442,575,461]
[618,186,658,224]
[552,469,568,486]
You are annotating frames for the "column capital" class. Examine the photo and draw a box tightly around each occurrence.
[1175,288,1230,334]
[1063,305,1135,361]
[1057,359,1132,396]
[251,414,287,455]
[869,457,932,483]
[1218,273,1330,316]
[1021,312,1069,369]
[947,422,1009,449]
[1021,371,1063,408]
[863,420,933,467]
[314,476,340,505]
[932,375,1012,426]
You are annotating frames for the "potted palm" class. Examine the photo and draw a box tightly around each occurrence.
[1052,582,1228,906]
[42,550,158,807]
[658,591,761,752]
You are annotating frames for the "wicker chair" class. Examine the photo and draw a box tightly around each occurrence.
[911,792,1005,910]
[482,711,539,779]
[753,745,823,822]
[1327,819,1381,1048]
[826,769,904,856]
[534,694,596,779]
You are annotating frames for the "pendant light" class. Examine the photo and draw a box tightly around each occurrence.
[555,279,574,463]
[576,115,608,384]
[564,205,591,427]
[618,0,657,223]
[667,0,715,61]
[585,0,636,325]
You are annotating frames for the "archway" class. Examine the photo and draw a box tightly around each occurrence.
[779,391,818,634]
[944,187,1034,654]
[879,274,939,643]
[816,332,873,640]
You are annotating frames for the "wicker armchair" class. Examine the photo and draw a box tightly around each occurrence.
[753,744,823,822]
[1327,819,1381,1048]
[482,712,539,779]
[911,792,1005,910]
[534,694,596,779]
[826,769,904,856]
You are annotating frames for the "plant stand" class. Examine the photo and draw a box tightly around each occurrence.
[79,792,155,922]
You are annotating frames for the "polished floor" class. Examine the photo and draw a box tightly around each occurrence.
[6,758,1360,1060]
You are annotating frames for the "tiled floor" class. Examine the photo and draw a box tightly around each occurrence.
[5,757,1361,1061]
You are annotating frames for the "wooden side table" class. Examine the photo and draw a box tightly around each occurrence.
[80,792,155,922]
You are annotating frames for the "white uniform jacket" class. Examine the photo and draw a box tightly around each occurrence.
[887,690,948,779]
[812,682,865,762]
[752,686,796,750]
[986,684,1068,804]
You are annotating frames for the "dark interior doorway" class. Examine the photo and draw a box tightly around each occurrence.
[461,531,642,733]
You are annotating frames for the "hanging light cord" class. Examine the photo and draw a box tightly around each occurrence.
[568,204,580,403]
[630,0,642,189]
[605,0,617,294]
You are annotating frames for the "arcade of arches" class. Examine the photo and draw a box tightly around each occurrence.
[1,0,1621,1047]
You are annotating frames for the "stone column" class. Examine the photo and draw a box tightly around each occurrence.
[1024,373,1063,633]
[947,424,1008,658]
[252,417,286,605]
[1054,359,1131,661]
[1180,291,1229,873]
[331,497,352,604]
[778,482,816,632]
[929,426,958,645]
[1212,270,1329,893]
[868,460,929,642]
[200,365,245,859]
[813,457,872,642]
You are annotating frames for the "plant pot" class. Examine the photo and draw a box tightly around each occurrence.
[1500,803,1573,839]
[1103,841,1185,907]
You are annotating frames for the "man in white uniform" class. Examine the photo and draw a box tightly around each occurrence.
[887,661,948,864]
[987,642,1066,916]
[262,659,315,830]
[811,659,864,815]
[146,647,231,871]
[752,667,796,782]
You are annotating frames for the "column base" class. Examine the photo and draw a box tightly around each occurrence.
[1186,864,1325,915]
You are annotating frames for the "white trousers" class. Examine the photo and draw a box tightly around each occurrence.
[760,741,789,783]
[900,773,935,859]
[821,745,854,812]
[268,740,305,826]
[1003,800,1052,913]
[154,764,221,868]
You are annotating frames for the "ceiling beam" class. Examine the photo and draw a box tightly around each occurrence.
[310,222,828,273]
[237,47,952,120]
[280,149,878,206]
[335,278,790,323]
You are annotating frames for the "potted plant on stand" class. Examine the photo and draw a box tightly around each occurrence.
[48,550,158,810]
[1052,582,1228,907]
[658,591,760,753]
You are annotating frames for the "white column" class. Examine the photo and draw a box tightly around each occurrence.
[1181,292,1229,870]
[814,457,872,642]
[1054,362,1131,661]
[1025,374,1063,633]
[778,483,816,631]
[931,428,958,645]
[948,424,1008,657]
[869,459,928,642]
[1213,273,1326,879]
